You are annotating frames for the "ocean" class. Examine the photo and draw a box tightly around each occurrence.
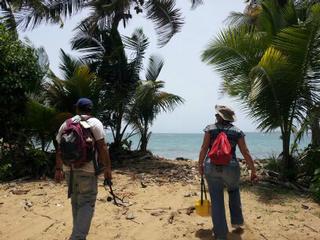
[107,132,311,160]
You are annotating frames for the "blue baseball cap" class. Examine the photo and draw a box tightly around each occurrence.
[75,98,93,110]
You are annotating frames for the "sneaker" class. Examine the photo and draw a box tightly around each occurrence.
[212,232,227,240]
[232,224,244,229]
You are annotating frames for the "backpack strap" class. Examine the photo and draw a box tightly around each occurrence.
[80,115,92,121]
[66,118,73,127]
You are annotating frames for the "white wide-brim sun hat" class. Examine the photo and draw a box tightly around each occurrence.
[215,105,236,122]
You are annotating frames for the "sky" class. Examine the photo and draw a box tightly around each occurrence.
[21,1,258,133]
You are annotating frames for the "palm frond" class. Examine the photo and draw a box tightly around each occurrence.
[46,62,100,113]
[145,54,164,81]
[225,11,256,27]
[249,47,294,131]
[15,0,87,30]
[123,28,149,73]
[154,91,184,113]
[0,7,18,33]
[59,49,81,80]
[71,21,107,61]
[202,26,268,98]
[145,0,184,47]
[190,0,203,9]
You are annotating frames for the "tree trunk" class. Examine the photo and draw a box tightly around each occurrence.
[281,126,296,180]
[41,138,45,152]
[311,114,320,147]
[140,136,147,152]
[140,120,149,152]
[282,131,291,169]
[114,112,123,150]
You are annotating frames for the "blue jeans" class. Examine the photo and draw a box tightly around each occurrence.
[65,171,98,240]
[204,159,244,240]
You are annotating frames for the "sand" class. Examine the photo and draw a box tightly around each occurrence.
[0,159,319,240]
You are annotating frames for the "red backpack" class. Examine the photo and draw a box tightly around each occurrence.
[59,117,95,168]
[208,130,232,165]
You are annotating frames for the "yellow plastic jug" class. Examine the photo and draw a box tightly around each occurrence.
[195,176,211,217]
[195,199,211,217]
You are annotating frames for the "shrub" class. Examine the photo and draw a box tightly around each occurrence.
[0,146,55,181]
[265,156,282,173]
[310,168,320,202]
[298,145,320,176]
[0,25,44,145]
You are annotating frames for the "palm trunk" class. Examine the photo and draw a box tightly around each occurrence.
[140,120,149,152]
[114,111,124,151]
[281,119,295,180]
[311,112,320,147]
[282,130,291,169]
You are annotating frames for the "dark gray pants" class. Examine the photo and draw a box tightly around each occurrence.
[65,171,97,240]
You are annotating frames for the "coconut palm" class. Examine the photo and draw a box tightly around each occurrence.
[0,0,63,33]
[0,0,186,47]
[71,26,149,150]
[130,55,184,152]
[46,49,101,114]
[202,0,320,178]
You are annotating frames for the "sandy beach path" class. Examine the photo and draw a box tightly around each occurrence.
[0,159,319,240]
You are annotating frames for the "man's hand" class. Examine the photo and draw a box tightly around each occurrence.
[54,169,64,183]
[104,168,112,180]
[104,178,113,187]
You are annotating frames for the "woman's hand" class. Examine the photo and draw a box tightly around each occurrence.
[54,169,64,183]
[250,171,258,182]
[198,163,204,176]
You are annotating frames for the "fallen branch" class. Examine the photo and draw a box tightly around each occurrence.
[43,222,56,233]
[303,224,319,233]
[129,219,143,225]
[279,234,289,240]
[143,207,171,211]
[260,233,268,240]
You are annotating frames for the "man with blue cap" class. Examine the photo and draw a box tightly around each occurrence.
[55,98,112,240]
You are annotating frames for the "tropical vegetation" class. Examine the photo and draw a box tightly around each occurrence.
[1,0,320,201]
[130,55,184,151]
[202,0,320,200]
[0,24,50,179]
[0,0,186,179]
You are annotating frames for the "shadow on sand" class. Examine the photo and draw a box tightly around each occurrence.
[195,228,244,240]
[240,180,304,204]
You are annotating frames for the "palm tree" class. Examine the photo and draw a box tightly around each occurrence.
[130,55,184,152]
[1,0,187,47]
[46,49,101,114]
[202,0,320,178]
[71,26,148,150]
[0,0,63,33]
